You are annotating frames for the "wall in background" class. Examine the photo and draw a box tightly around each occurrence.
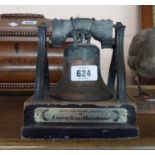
[0,5,141,84]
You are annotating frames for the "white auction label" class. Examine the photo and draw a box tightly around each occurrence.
[22,20,37,25]
[9,22,18,27]
[71,65,98,81]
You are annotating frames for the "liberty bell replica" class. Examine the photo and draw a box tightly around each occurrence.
[52,18,113,101]
[22,18,139,139]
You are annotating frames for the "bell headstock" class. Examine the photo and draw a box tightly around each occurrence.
[51,17,113,48]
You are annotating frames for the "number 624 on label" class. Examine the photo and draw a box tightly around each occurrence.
[71,65,98,81]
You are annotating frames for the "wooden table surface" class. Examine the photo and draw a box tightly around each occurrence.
[1,86,155,149]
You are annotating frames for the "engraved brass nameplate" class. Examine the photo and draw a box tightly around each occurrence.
[34,108,127,123]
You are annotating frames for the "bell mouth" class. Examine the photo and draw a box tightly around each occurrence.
[51,92,114,101]
[51,82,114,101]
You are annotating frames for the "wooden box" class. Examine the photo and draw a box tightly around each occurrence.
[0,13,68,92]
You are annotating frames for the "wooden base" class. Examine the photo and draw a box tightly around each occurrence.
[22,125,139,139]
[21,96,139,139]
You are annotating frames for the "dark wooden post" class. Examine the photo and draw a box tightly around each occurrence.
[141,5,153,29]
[115,22,127,100]
[34,24,50,100]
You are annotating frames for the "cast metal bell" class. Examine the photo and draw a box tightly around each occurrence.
[52,43,113,101]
